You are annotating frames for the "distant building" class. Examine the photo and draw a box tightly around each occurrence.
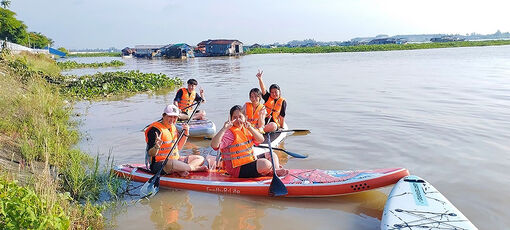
[161,43,194,59]
[430,36,465,42]
[133,45,164,58]
[121,47,135,57]
[197,39,243,56]
[1,41,50,55]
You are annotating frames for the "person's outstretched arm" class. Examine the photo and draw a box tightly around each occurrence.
[256,70,267,95]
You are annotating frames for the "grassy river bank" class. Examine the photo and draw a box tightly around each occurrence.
[0,51,181,229]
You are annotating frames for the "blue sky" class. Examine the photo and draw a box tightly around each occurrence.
[11,0,510,49]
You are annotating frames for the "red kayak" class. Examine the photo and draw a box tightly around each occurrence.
[114,164,409,197]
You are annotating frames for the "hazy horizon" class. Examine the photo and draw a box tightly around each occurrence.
[11,0,510,49]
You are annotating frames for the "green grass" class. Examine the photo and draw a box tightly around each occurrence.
[68,52,122,57]
[246,39,510,54]
[58,60,125,70]
[0,51,137,229]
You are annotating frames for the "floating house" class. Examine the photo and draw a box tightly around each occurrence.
[121,47,135,57]
[196,39,243,56]
[368,38,407,45]
[161,43,194,59]
[430,36,465,43]
[132,45,164,58]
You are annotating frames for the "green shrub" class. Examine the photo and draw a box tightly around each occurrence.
[0,178,70,230]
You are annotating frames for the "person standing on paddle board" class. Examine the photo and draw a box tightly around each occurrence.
[210,105,287,178]
[242,88,273,133]
[145,105,207,176]
[173,79,206,120]
[255,70,285,131]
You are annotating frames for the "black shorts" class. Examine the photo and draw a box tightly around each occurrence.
[150,161,167,175]
[238,161,262,178]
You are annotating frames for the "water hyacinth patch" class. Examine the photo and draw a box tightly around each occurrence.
[247,39,510,54]
[61,70,182,99]
[57,60,125,70]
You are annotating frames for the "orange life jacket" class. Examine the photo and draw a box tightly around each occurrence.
[245,102,263,126]
[145,121,179,162]
[264,96,285,125]
[221,126,256,168]
[177,88,196,113]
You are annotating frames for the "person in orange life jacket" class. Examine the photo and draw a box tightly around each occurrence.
[210,105,287,178]
[255,70,286,132]
[242,88,272,134]
[145,105,207,177]
[173,79,206,120]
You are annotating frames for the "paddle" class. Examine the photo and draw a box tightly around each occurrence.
[140,102,199,131]
[139,101,202,198]
[273,129,310,134]
[266,133,288,196]
[254,145,307,158]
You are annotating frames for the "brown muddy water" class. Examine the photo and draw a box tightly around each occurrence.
[69,45,510,229]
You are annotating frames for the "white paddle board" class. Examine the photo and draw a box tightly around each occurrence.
[381,175,477,230]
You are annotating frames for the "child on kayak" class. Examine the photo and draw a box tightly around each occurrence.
[255,70,286,131]
[173,79,206,120]
[145,105,207,176]
[210,105,287,178]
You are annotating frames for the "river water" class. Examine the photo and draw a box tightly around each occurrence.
[69,46,510,229]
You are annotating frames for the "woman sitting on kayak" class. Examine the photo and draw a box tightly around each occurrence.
[210,105,287,178]
[145,105,207,176]
[242,88,275,134]
[255,70,285,132]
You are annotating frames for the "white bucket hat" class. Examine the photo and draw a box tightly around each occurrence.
[163,105,180,117]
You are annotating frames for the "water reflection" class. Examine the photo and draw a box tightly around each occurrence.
[148,190,194,230]
[212,196,265,230]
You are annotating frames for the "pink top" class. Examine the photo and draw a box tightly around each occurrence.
[212,129,259,177]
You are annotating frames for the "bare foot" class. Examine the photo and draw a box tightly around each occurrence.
[275,169,289,177]
[177,171,190,177]
[191,165,208,172]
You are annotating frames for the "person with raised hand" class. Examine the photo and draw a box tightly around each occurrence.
[255,70,286,132]
[210,105,287,178]
[145,104,207,177]
[174,79,206,120]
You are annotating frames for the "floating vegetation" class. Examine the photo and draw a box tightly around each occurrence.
[67,52,122,57]
[57,60,125,70]
[61,70,183,99]
[247,39,510,54]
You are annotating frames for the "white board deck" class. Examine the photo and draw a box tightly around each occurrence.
[381,175,478,230]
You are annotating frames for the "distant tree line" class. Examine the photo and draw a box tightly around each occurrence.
[0,7,54,48]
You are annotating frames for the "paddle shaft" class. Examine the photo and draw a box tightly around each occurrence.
[272,129,310,133]
[254,145,307,158]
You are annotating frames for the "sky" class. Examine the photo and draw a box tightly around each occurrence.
[10,0,510,49]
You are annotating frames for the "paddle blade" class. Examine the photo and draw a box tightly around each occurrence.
[269,175,288,196]
[140,175,160,198]
[285,151,308,159]
[290,130,311,136]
